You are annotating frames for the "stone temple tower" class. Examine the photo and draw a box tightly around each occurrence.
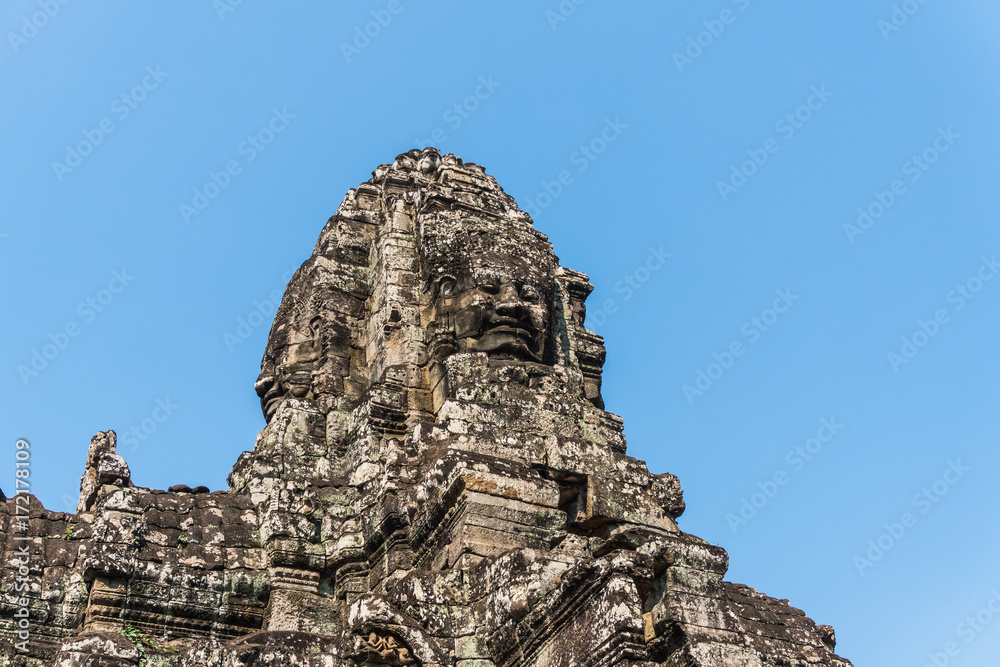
[0,148,853,666]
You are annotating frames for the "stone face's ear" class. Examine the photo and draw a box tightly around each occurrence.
[554,266,607,406]
[308,315,323,338]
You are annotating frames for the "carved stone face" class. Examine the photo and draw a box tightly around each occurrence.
[255,318,322,421]
[429,254,551,364]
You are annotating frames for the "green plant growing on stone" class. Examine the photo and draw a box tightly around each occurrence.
[121,624,148,665]
[122,624,177,665]
[60,525,74,540]
[130,522,148,550]
[177,533,189,545]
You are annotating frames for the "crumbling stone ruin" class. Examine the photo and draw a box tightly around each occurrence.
[1,148,853,666]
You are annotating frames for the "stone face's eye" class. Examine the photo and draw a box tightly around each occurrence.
[520,285,540,303]
[478,278,500,295]
[439,277,456,298]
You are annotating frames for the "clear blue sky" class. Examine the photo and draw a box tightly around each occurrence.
[3,2,999,664]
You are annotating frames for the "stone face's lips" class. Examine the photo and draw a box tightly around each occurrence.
[490,325,531,337]
[489,314,536,333]
[257,363,315,421]
[480,316,541,360]
[257,375,284,422]
[488,321,535,338]
[262,393,282,421]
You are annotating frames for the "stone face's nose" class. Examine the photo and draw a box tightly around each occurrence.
[254,373,274,400]
[495,283,529,319]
